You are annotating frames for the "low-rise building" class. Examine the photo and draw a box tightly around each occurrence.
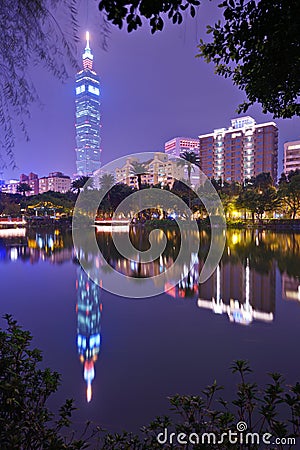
[1,180,19,194]
[20,172,39,195]
[164,137,200,186]
[47,172,71,193]
[115,153,184,189]
[1,171,71,196]
[39,172,71,194]
[39,177,49,194]
[165,137,199,157]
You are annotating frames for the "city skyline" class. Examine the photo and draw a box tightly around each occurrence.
[2,1,300,180]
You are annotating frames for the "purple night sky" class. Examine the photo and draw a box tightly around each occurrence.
[3,0,300,180]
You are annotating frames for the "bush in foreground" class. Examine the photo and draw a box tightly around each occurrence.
[0,315,299,449]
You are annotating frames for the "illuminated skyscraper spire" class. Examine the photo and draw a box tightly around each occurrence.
[82,31,93,70]
[75,32,101,176]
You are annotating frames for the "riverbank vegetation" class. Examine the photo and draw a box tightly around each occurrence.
[1,315,299,449]
[0,171,300,226]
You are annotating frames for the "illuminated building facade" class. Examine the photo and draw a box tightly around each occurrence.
[115,153,184,189]
[38,172,71,194]
[1,172,71,195]
[75,32,101,176]
[0,172,4,188]
[284,140,300,175]
[76,268,102,402]
[20,172,39,195]
[164,137,199,157]
[1,179,19,194]
[199,116,278,183]
[164,137,200,186]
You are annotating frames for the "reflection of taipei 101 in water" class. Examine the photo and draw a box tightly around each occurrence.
[76,268,102,402]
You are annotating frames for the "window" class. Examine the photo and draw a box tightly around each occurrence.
[76,85,85,95]
[88,85,100,96]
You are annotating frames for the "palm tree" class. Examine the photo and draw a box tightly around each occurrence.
[179,150,200,186]
[71,176,89,195]
[99,173,115,216]
[99,173,115,191]
[178,151,200,213]
[130,162,148,190]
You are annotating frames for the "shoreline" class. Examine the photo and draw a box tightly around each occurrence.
[1,217,300,232]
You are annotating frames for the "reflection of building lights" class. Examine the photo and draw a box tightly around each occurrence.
[84,360,95,403]
[95,225,129,233]
[198,297,273,325]
[231,233,240,245]
[0,228,26,238]
[282,273,300,302]
[48,237,54,249]
[228,298,253,325]
[198,258,274,325]
[214,265,223,314]
[76,268,102,403]
[10,248,18,261]
[130,261,137,271]
[245,258,250,307]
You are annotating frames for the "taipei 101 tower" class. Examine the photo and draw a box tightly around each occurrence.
[75,32,101,176]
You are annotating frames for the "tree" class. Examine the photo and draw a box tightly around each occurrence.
[0,194,21,217]
[1,316,300,448]
[17,182,31,197]
[237,175,279,222]
[98,0,200,33]
[197,0,300,118]
[130,161,148,190]
[2,0,298,170]
[98,173,116,213]
[98,0,300,119]
[0,0,78,168]
[219,181,242,219]
[25,192,76,215]
[99,173,115,191]
[278,170,300,219]
[252,171,274,189]
[177,151,200,212]
[179,150,200,186]
[71,176,90,195]
[0,315,100,449]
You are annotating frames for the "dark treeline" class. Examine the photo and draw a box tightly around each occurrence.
[1,170,300,221]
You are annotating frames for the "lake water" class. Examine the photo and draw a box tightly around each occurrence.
[0,227,300,433]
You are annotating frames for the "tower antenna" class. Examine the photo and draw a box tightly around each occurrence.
[86,31,90,50]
